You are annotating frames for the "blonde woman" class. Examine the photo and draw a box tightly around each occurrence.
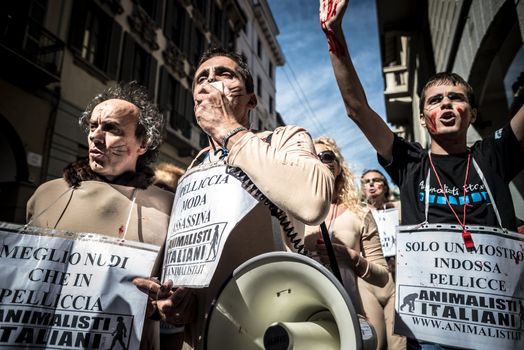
[304,137,389,348]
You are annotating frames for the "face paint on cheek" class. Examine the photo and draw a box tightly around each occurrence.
[109,144,129,156]
[425,112,437,133]
[457,107,464,115]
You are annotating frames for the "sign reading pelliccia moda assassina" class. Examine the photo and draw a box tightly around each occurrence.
[162,162,258,287]
[395,224,524,350]
[0,222,158,350]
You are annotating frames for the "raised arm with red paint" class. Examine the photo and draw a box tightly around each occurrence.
[320,0,394,162]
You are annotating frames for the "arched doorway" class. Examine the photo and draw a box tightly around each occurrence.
[0,114,30,223]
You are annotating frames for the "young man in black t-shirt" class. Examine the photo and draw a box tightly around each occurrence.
[320,0,524,231]
[320,0,524,348]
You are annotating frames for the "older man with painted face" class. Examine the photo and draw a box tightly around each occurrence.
[148,48,334,349]
[26,82,173,350]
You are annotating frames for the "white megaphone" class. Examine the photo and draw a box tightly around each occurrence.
[204,252,376,349]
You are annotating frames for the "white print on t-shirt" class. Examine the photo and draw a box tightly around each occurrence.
[418,180,489,206]
[418,181,486,195]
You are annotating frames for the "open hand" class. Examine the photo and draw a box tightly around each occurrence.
[319,0,348,32]
[319,0,348,55]
[194,82,244,144]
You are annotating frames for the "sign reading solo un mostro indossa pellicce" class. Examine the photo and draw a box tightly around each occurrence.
[395,224,524,350]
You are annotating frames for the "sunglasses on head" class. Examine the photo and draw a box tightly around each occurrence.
[317,150,337,163]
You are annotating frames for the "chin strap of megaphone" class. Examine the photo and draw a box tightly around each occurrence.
[319,222,342,283]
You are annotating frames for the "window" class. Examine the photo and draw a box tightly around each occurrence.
[211,4,223,40]
[136,0,163,24]
[69,0,122,78]
[269,96,274,115]
[164,1,186,49]
[158,67,191,138]
[191,26,206,65]
[226,26,235,50]
[257,76,262,97]
[28,0,47,24]
[120,33,157,93]
[268,61,273,79]
[257,38,262,58]
[131,47,148,85]
[193,0,207,16]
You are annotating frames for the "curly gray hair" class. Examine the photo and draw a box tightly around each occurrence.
[79,81,164,167]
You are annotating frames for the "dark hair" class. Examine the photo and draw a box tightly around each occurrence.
[419,72,476,113]
[79,81,164,167]
[361,169,390,200]
[193,47,254,93]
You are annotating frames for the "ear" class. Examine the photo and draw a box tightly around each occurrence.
[419,113,426,128]
[137,138,147,156]
[470,108,477,124]
[247,93,257,109]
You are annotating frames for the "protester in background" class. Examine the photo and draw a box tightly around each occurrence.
[360,169,406,350]
[139,47,334,349]
[154,162,185,193]
[320,0,524,348]
[361,169,398,274]
[27,81,176,350]
[304,137,389,349]
[361,169,395,211]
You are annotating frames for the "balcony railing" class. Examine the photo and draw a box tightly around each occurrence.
[0,16,64,83]
[383,64,409,96]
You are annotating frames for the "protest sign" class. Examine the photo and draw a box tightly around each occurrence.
[371,208,399,257]
[0,222,158,350]
[162,162,258,287]
[395,224,524,349]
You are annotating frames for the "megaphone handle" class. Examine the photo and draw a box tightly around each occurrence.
[319,222,342,283]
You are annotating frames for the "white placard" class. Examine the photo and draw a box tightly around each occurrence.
[0,222,159,350]
[162,163,258,287]
[395,224,524,349]
[371,208,399,257]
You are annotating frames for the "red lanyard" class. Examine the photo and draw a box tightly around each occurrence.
[428,152,475,251]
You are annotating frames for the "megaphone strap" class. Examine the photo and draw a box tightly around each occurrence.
[226,165,309,255]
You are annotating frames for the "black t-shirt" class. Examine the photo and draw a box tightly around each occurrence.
[379,125,524,231]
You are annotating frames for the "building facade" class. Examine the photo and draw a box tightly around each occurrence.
[0,0,284,224]
[376,0,524,219]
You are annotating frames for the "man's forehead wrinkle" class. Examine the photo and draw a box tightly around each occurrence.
[90,100,138,124]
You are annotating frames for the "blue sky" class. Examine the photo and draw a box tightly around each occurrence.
[267,0,387,176]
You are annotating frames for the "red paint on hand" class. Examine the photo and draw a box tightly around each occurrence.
[320,0,344,56]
